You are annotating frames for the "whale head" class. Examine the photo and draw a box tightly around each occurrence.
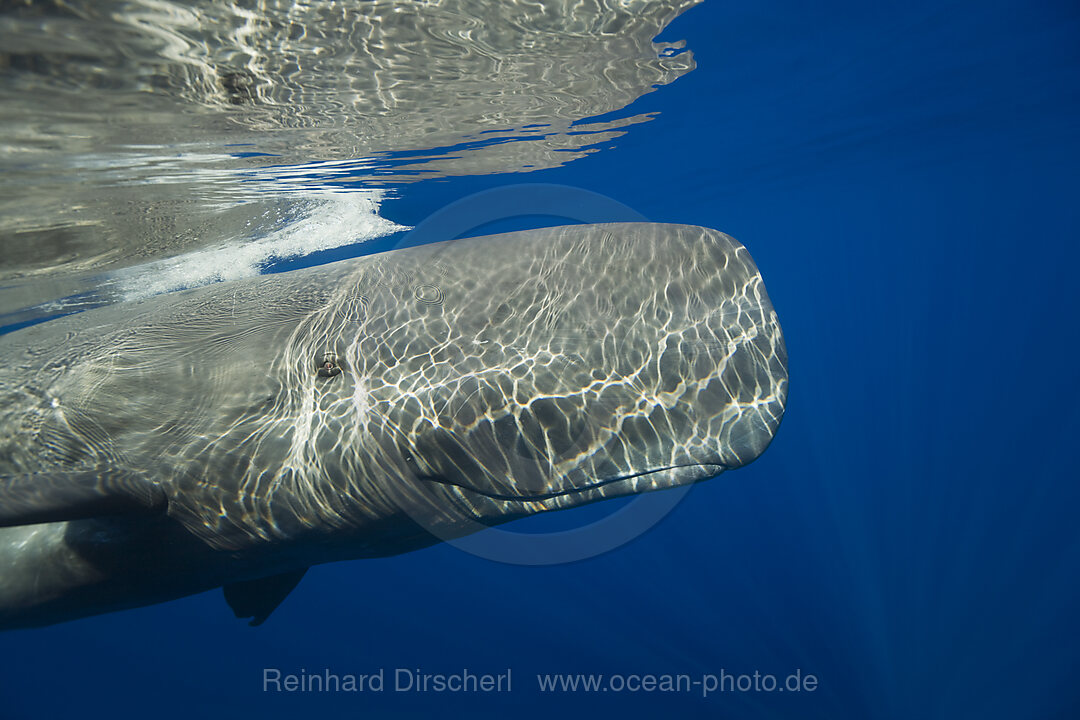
[274,223,788,543]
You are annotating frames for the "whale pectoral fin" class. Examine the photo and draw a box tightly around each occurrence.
[0,470,168,527]
[223,568,308,627]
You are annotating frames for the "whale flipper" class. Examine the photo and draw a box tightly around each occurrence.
[0,471,167,527]
[223,569,309,627]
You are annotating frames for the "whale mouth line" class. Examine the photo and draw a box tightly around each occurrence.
[416,462,728,502]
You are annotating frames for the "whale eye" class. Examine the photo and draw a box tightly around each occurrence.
[316,353,342,379]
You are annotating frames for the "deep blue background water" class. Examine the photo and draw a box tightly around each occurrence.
[3,1,1079,718]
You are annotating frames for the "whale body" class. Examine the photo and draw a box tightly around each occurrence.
[0,223,788,629]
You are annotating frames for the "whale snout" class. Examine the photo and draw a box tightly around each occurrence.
[367,223,788,518]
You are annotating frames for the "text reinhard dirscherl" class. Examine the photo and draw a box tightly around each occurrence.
[262,668,819,698]
[264,668,512,694]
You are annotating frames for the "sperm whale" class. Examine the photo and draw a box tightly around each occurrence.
[0,222,787,629]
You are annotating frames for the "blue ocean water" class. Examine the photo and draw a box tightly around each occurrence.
[2,1,1079,718]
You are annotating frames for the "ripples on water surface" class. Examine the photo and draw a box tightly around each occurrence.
[0,0,698,321]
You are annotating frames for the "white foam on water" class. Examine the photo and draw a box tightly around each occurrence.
[114,190,408,301]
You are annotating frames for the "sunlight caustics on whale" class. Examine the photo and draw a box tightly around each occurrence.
[0,222,787,629]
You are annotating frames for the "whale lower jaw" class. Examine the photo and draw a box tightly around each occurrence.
[417,463,728,503]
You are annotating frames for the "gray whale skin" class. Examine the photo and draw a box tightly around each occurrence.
[0,223,788,629]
